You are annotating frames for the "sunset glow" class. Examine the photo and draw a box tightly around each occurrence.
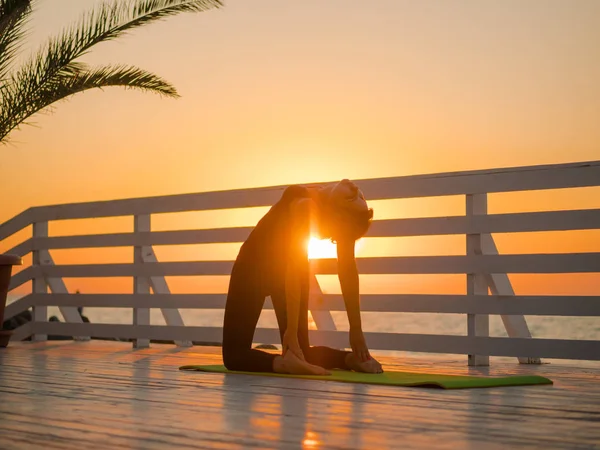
[1,1,599,301]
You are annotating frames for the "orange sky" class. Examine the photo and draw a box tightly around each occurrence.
[1,0,599,297]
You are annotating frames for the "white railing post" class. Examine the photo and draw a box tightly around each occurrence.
[466,194,490,366]
[32,221,48,341]
[133,215,151,349]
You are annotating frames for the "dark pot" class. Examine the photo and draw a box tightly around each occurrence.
[0,254,23,348]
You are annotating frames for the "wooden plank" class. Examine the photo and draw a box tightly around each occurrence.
[25,322,258,344]
[33,260,234,277]
[27,208,600,252]
[10,321,33,342]
[314,253,600,275]
[357,160,600,201]
[368,209,600,238]
[0,209,32,241]
[133,215,150,349]
[22,293,600,316]
[26,160,600,222]
[7,265,33,290]
[466,194,489,366]
[26,322,600,360]
[141,246,192,347]
[4,238,33,257]
[4,294,34,320]
[29,185,287,222]
[31,227,253,250]
[354,332,600,361]
[27,253,600,279]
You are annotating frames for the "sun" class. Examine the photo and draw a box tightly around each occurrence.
[308,237,337,259]
[307,237,364,259]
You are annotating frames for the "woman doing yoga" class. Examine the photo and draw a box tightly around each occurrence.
[222,179,383,376]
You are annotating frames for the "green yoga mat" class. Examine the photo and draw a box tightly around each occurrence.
[179,364,552,390]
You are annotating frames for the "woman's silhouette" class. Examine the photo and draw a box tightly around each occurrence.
[222,179,383,375]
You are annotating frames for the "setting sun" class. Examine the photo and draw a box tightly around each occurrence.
[308,237,364,259]
[308,237,337,259]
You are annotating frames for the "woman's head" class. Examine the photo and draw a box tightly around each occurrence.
[318,179,373,242]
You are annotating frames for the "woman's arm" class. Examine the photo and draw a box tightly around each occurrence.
[337,239,370,362]
[337,240,362,330]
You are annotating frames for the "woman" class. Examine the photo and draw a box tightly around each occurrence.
[222,179,383,375]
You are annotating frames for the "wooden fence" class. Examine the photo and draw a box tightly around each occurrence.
[2,160,599,365]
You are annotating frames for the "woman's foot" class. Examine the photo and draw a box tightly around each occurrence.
[345,353,384,373]
[273,351,331,376]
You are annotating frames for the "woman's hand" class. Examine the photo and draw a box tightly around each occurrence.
[283,329,305,361]
[345,352,384,374]
[349,327,371,362]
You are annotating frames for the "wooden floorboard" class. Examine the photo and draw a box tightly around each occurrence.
[0,342,599,450]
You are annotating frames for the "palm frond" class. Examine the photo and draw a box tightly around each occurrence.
[0,63,179,141]
[61,63,180,97]
[0,0,32,82]
[10,1,221,100]
[0,0,221,143]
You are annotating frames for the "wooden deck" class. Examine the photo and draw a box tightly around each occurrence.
[0,342,599,449]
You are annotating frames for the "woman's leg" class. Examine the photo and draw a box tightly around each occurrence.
[271,280,351,371]
[222,266,277,373]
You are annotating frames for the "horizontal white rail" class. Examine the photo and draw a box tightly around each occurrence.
[16,160,600,223]
[7,293,600,316]
[26,322,600,361]
[0,209,32,242]
[313,254,600,274]
[368,209,600,237]
[31,227,254,250]
[7,254,599,290]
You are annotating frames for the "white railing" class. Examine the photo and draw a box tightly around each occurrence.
[2,160,600,365]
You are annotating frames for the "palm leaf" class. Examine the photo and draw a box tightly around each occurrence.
[0,63,179,141]
[63,63,180,97]
[0,0,221,143]
[0,0,32,82]
[11,0,221,97]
